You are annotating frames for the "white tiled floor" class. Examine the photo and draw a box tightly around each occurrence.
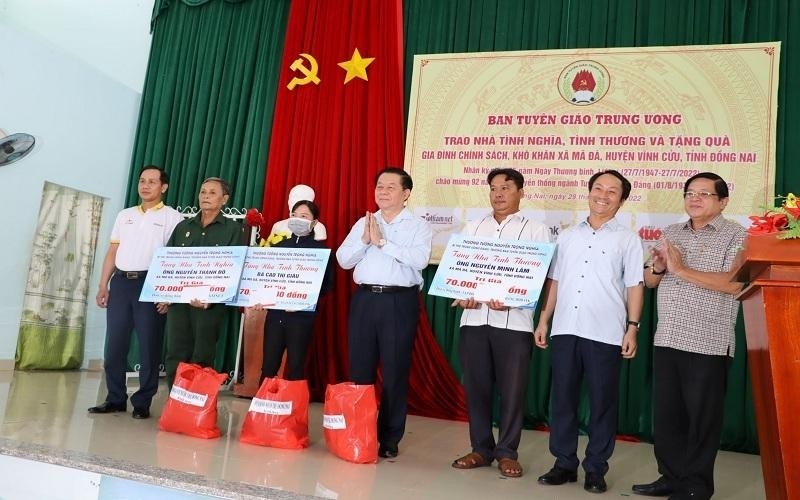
[0,371,766,499]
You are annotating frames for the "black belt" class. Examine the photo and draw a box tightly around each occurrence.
[359,284,417,294]
[115,270,147,280]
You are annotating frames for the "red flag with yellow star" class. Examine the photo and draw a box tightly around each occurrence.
[261,0,405,390]
[260,0,467,420]
[263,0,404,220]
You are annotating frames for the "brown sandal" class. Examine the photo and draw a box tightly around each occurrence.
[497,458,523,478]
[452,452,491,469]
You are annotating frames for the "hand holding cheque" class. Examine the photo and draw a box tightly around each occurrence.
[429,234,555,309]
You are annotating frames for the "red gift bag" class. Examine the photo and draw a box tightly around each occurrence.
[158,363,228,439]
[239,377,310,449]
[323,382,378,464]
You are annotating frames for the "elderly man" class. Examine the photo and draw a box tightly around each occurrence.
[633,172,745,500]
[534,169,644,493]
[336,167,432,459]
[450,168,550,478]
[89,166,183,419]
[164,177,244,389]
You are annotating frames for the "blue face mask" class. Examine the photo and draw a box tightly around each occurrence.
[287,217,313,236]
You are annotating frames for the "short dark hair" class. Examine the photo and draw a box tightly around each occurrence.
[487,168,524,189]
[588,169,632,200]
[684,172,729,199]
[140,165,168,185]
[375,167,413,190]
[202,177,231,196]
[291,200,320,220]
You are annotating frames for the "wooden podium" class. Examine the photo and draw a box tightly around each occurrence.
[232,308,266,397]
[734,234,800,500]
[232,225,266,397]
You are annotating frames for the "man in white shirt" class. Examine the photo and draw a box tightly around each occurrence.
[534,169,644,493]
[89,166,183,419]
[451,168,550,478]
[336,167,432,459]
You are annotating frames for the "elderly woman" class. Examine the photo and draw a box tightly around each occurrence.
[164,177,243,387]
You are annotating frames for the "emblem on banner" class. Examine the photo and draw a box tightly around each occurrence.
[557,60,610,105]
[287,53,321,90]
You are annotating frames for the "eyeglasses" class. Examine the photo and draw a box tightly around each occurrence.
[683,191,718,199]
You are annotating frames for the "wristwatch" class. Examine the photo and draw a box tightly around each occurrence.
[626,320,640,329]
[650,266,666,275]
[378,238,387,248]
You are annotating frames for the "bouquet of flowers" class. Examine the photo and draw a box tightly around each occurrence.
[747,193,800,239]
[261,230,292,247]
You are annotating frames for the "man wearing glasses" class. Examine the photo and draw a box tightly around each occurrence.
[633,172,746,500]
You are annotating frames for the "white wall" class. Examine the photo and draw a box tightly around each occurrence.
[0,1,155,367]
[1,0,155,93]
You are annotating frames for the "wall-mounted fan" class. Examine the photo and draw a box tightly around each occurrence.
[0,131,36,166]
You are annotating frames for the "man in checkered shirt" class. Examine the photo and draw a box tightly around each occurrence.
[632,172,746,500]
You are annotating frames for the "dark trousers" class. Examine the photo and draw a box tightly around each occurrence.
[348,287,419,446]
[653,346,729,499]
[549,334,622,475]
[261,314,315,381]
[104,274,165,409]
[459,325,532,461]
[165,303,227,387]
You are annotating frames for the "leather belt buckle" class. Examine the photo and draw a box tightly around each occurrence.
[119,270,146,279]
[360,284,416,293]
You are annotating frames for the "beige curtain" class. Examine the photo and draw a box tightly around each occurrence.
[16,182,104,369]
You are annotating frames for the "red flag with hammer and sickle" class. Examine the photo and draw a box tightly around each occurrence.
[260,0,468,421]
[260,0,404,397]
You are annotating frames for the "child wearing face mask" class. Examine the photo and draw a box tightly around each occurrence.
[261,200,335,381]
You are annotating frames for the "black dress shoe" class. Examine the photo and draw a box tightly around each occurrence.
[632,476,673,496]
[585,473,608,493]
[537,466,578,485]
[378,442,398,458]
[132,407,150,419]
[87,402,126,414]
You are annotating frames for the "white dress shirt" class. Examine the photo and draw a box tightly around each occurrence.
[548,217,643,345]
[336,208,432,287]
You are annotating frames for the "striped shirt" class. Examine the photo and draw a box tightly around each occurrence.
[654,215,746,357]
[459,212,551,333]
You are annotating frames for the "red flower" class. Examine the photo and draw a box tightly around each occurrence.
[747,212,788,235]
[244,208,264,227]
